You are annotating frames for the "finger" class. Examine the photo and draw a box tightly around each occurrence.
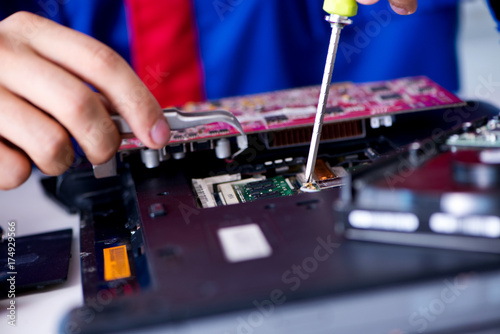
[389,0,417,15]
[95,92,115,114]
[0,86,74,175]
[356,0,380,4]
[0,43,119,165]
[3,12,170,149]
[356,0,417,14]
[0,140,31,190]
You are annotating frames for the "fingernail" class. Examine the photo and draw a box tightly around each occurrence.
[390,4,409,15]
[150,117,170,146]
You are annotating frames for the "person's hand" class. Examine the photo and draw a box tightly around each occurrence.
[357,0,417,15]
[0,12,170,190]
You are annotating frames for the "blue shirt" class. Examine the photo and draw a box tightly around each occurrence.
[0,1,461,100]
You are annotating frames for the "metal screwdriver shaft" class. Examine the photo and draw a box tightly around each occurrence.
[304,17,346,184]
[302,0,357,189]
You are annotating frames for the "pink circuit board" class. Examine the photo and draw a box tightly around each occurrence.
[119,76,464,150]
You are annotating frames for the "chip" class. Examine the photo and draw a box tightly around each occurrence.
[233,176,295,203]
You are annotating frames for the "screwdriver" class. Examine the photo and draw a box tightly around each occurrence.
[302,0,358,190]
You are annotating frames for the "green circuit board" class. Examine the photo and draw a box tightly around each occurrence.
[233,176,295,203]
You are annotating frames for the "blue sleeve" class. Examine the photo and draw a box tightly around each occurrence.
[0,1,130,64]
[487,0,500,32]
[1,1,460,98]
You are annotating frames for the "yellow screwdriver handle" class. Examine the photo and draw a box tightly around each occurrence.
[323,0,358,17]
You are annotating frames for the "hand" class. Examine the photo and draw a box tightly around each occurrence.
[0,12,170,190]
[357,0,418,15]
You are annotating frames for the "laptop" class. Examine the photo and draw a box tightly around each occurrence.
[40,78,500,333]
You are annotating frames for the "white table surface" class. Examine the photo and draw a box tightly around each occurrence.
[0,169,81,334]
[1,1,500,333]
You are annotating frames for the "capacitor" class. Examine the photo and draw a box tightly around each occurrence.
[215,138,231,159]
[172,152,186,160]
[169,144,187,160]
[141,149,160,168]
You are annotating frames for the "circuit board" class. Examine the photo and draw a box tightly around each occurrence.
[447,118,500,148]
[118,76,464,150]
[191,156,350,208]
[233,176,295,203]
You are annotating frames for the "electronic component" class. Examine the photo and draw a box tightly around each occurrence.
[118,77,465,151]
[51,93,500,334]
[418,86,435,93]
[265,115,289,124]
[191,148,353,207]
[296,165,347,191]
[92,108,245,178]
[194,174,298,207]
[379,93,403,101]
[140,148,168,169]
[149,203,167,218]
[370,85,390,92]
[447,117,500,148]
[192,174,242,208]
[326,106,344,114]
[263,120,364,148]
[335,114,500,254]
[314,159,334,180]
[317,167,347,188]
[233,176,296,203]
[218,177,266,205]
[215,138,231,159]
[191,157,319,207]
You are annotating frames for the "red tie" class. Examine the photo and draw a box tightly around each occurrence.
[125,0,205,107]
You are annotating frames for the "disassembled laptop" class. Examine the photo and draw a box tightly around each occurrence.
[37,76,500,333]
[5,0,500,331]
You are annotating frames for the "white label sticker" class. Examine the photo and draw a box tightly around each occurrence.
[217,224,272,263]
